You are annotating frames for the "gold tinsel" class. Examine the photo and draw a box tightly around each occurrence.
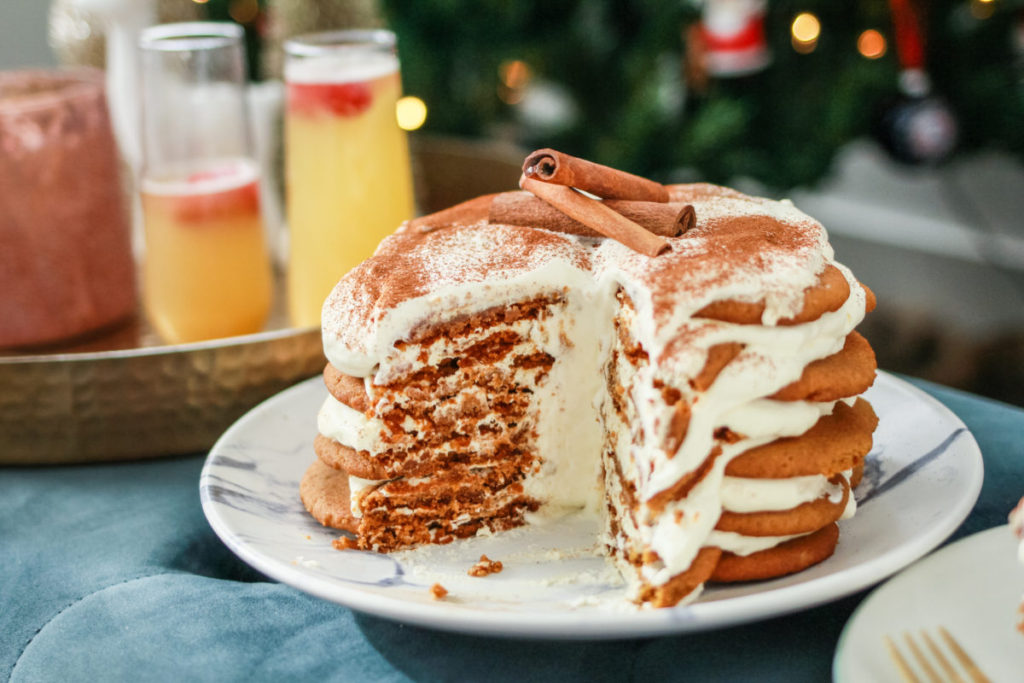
[262,0,383,79]
[49,0,384,81]
[48,0,203,69]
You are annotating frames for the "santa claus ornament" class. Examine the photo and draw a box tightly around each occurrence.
[695,0,772,78]
[874,0,958,165]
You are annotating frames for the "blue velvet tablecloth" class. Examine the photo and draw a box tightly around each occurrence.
[2,378,1021,682]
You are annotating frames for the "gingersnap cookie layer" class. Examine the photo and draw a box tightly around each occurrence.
[770,331,877,402]
[715,475,849,537]
[849,463,864,489]
[863,284,877,313]
[637,546,723,607]
[710,523,840,583]
[300,459,359,533]
[323,364,371,412]
[692,343,744,392]
[694,265,850,326]
[725,398,878,479]
[314,434,388,480]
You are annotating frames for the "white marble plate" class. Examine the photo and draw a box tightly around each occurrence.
[200,371,983,639]
[834,525,1024,682]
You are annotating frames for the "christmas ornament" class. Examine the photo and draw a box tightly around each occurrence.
[693,0,771,79]
[873,0,958,165]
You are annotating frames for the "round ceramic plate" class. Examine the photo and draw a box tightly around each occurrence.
[200,371,983,639]
[834,525,1024,682]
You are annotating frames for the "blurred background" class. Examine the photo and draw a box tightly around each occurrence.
[2,0,1024,406]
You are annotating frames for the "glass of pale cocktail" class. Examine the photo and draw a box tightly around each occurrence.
[138,22,272,343]
[284,30,415,328]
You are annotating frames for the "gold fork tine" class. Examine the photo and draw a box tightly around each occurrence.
[917,631,961,683]
[885,634,922,683]
[938,627,991,683]
[885,628,991,683]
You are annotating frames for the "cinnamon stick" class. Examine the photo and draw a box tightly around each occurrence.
[609,200,695,235]
[519,175,670,257]
[407,194,495,233]
[522,148,670,203]
[490,192,695,238]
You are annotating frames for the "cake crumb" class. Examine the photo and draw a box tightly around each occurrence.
[293,556,320,569]
[430,583,448,600]
[467,554,504,577]
[332,536,359,551]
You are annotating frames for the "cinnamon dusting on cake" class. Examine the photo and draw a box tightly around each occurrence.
[322,183,832,370]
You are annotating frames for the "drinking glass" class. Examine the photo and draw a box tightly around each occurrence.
[138,22,272,343]
[284,29,415,328]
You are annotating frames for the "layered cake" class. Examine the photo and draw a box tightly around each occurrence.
[301,150,878,607]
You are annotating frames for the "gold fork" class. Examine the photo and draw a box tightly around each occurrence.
[884,627,991,683]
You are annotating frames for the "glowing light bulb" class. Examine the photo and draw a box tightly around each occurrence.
[970,0,996,19]
[792,13,821,43]
[791,12,821,53]
[500,60,532,89]
[396,96,427,131]
[229,0,259,23]
[857,29,886,59]
[497,60,533,105]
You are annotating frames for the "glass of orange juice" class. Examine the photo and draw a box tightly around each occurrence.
[284,30,415,328]
[138,22,272,343]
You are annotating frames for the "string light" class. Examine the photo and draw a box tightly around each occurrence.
[857,29,887,59]
[791,12,821,54]
[396,96,427,131]
[498,60,532,104]
[228,0,259,23]
[970,0,996,19]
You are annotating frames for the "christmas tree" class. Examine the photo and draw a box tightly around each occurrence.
[383,0,1024,189]
[201,0,1024,190]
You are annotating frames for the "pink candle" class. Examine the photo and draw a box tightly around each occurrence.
[0,68,136,348]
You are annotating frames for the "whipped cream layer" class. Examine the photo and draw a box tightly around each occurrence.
[707,530,807,557]
[318,396,383,453]
[320,184,871,599]
[721,472,844,514]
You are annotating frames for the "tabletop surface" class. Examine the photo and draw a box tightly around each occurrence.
[2,376,1021,682]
